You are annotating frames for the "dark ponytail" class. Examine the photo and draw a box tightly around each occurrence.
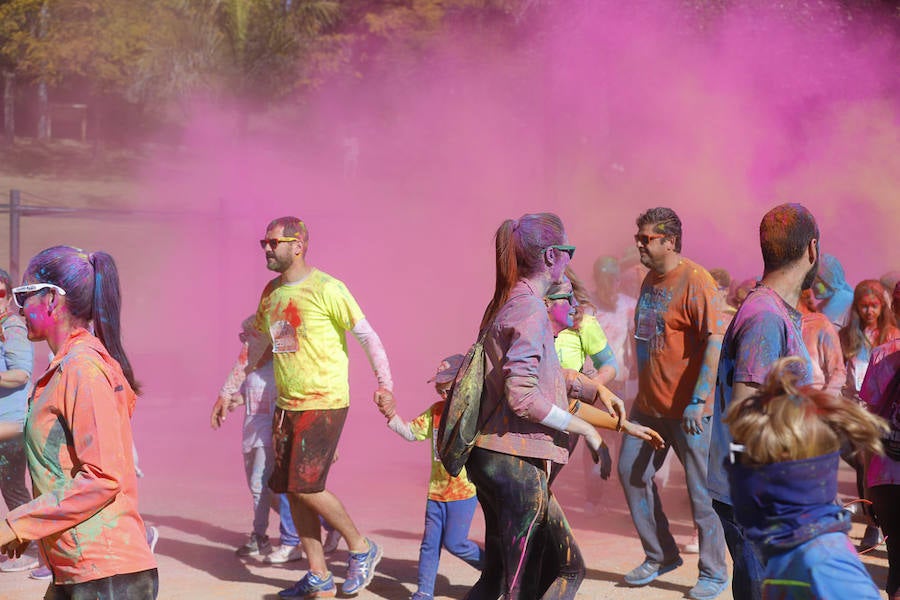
[25,246,140,394]
[90,252,140,395]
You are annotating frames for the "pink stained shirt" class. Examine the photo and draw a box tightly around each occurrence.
[5,328,156,584]
[860,337,900,488]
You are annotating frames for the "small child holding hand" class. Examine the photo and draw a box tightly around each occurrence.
[381,354,484,600]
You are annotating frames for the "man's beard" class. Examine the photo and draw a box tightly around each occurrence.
[801,257,819,291]
[266,255,289,273]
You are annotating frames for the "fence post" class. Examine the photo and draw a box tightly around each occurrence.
[9,189,20,282]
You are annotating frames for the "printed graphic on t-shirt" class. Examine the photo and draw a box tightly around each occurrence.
[636,288,671,352]
[270,320,299,353]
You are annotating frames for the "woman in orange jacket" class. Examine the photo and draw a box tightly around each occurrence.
[0,246,157,599]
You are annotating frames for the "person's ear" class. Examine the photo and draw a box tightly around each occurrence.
[545,247,555,267]
[808,238,818,264]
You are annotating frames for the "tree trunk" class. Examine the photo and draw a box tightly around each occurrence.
[37,80,49,139]
[36,1,50,140]
[3,71,13,144]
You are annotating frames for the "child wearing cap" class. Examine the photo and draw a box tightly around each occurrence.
[383,355,484,600]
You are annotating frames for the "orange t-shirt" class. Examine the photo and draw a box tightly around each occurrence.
[634,258,727,418]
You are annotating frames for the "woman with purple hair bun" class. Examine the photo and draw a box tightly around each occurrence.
[0,246,157,599]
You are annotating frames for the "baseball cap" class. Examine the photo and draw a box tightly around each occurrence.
[427,354,465,384]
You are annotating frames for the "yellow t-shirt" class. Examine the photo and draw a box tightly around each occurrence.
[409,401,477,502]
[554,314,610,371]
[255,269,364,411]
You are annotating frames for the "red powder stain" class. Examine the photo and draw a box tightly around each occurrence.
[283,301,302,328]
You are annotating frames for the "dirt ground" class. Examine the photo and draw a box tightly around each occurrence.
[0,389,891,600]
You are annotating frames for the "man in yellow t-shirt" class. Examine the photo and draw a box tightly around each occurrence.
[253,216,394,598]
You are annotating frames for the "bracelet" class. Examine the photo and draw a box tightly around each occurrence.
[688,397,706,405]
[569,400,581,415]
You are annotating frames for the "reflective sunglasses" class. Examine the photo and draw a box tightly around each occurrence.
[634,233,666,246]
[259,237,299,251]
[12,283,67,308]
[546,244,576,259]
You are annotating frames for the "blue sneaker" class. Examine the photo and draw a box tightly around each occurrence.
[341,538,382,595]
[278,571,336,598]
[623,556,683,586]
[688,577,728,600]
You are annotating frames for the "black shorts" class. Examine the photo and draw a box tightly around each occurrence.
[268,407,348,494]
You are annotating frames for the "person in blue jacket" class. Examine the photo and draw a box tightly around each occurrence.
[723,356,885,599]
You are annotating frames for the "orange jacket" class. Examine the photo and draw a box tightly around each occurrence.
[6,328,155,584]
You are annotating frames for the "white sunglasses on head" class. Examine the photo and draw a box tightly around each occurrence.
[11,283,67,309]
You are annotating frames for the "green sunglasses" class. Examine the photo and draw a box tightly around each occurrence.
[546,244,576,259]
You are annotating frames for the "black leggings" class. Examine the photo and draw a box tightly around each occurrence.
[44,568,159,600]
[464,447,584,600]
[0,436,31,511]
[869,485,900,597]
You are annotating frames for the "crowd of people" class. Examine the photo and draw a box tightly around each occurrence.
[0,204,898,600]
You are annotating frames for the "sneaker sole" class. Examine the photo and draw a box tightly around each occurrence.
[278,586,336,599]
[624,557,683,586]
[341,544,383,595]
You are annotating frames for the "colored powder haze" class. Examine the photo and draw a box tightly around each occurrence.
[50,0,899,552]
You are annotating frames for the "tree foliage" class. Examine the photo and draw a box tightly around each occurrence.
[0,0,896,138]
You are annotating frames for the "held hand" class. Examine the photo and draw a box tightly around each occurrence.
[623,421,666,450]
[682,403,705,436]
[374,388,396,420]
[211,396,229,430]
[595,389,627,431]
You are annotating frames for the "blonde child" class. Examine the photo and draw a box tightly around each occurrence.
[724,356,885,599]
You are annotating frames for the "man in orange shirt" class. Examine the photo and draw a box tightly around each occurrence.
[617,207,728,600]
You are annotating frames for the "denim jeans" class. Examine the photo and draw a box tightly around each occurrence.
[617,410,727,583]
[44,568,158,600]
[416,497,483,596]
[244,445,298,545]
[0,436,31,511]
[465,447,584,600]
[712,500,764,600]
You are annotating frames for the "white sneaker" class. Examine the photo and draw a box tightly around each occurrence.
[0,554,39,572]
[683,532,700,554]
[264,544,303,564]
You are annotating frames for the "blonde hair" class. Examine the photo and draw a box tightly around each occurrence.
[725,357,886,465]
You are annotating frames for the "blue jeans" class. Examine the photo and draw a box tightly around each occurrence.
[417,497,483,596]
[617,410,727,583]
[713,500,765,600]
[244,446,298,545]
